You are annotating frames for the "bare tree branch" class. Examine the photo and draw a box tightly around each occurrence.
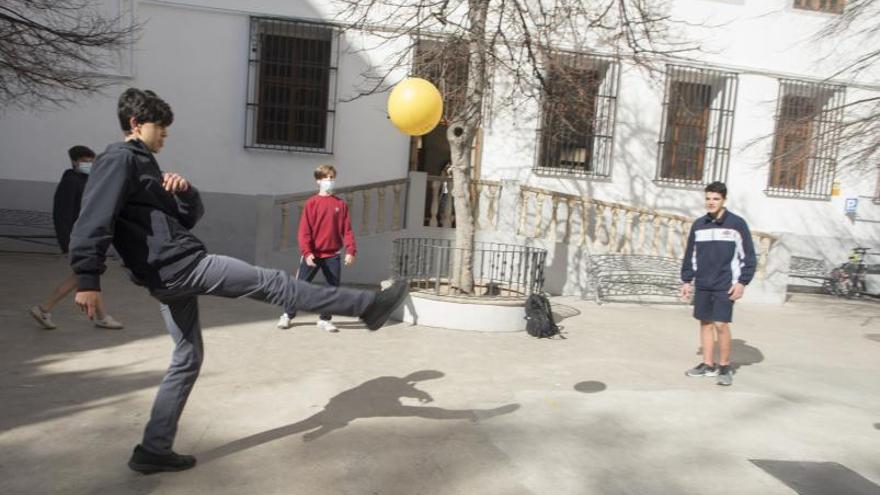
[812,0,880,169]
[0,0,140,108]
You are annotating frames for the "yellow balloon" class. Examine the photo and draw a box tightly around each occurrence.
[387,78,444,136]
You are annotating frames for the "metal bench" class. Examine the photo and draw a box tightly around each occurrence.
[0,209,60,253]
[589,254,686,304]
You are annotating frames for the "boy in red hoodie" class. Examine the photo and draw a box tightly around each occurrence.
[277,164,356,332]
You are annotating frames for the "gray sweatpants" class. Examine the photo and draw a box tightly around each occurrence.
[141,254,375,454]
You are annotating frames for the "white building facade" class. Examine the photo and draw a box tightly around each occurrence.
[1,0,878,301]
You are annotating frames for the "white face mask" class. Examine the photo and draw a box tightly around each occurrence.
[319,179,335,194]
[78,162,93,175]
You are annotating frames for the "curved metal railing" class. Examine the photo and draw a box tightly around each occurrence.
[392,237,546,298]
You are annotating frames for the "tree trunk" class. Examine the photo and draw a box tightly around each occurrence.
[447,0,490,294]
[448,124,476,293]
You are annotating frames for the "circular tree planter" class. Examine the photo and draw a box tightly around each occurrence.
[390,238,547,332]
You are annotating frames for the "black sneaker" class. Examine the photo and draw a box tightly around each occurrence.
[361,279,409,330]
[128,444,197,474]
[685,362,719,377]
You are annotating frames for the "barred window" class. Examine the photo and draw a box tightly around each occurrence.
[766,79,845,200]
[412,37,469,121]
[875,167,880,204]
[245,17,339,153]
[793,0,845,14]
[535,52,620,178]
[656,65,738,187]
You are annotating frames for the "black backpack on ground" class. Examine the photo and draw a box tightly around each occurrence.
[525,293,561,338]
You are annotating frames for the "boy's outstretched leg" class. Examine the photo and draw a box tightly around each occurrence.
[171,255,406,330]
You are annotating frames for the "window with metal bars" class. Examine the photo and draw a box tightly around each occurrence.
[793,0,845,14]
[534,52,619,178]
[412,37,469,122]
[766,79,845,200]
[245,17,339,153]
[875,167,880,204]
[656,65,738,187]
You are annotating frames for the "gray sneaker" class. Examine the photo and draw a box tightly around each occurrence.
[716,365,734,386]
[685,362,718,377]
[94,314,124,330]
[30,305,57,330]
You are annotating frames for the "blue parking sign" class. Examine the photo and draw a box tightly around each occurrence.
[845,198,858,214]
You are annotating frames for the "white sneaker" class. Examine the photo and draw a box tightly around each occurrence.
[317,319,338,333]
[277,313,291,329]
[29,305,57,330]
[94,315,124,330]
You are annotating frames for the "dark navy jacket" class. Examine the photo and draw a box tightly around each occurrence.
[69,140,206,291]
[681,210,757,291]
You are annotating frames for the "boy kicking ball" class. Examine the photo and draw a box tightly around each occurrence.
[69,88,408,473]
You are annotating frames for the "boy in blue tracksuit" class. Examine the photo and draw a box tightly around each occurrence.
[679,182,756,386]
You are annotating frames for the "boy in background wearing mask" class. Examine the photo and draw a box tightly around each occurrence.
[29,145,123,330]
[277,165,355,333]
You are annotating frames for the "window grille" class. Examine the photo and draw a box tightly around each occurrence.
[245,17,339,153]
[535,51,620,178]
[766,79,846,200]
[793,0,845,14]
[874,167,880,204]
[412,37,469,122]
[656,65,738,187]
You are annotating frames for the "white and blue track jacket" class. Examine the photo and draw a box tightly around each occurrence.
[680,210,757,291]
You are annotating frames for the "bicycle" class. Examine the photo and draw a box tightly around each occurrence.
[823,247,879,298]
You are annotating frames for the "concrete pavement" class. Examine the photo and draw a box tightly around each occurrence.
[1,252,878,495]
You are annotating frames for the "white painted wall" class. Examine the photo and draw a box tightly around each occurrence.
[0,0,411,196]
[670,0,880,83]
